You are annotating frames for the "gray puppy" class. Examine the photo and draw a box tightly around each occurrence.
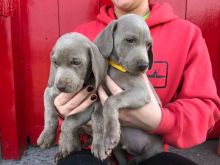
[94,14,163,164]
[37,32,107,161]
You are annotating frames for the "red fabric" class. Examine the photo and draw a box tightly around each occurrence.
[208,120,220,138]
[73,2,220,149]
[0,0,13,16]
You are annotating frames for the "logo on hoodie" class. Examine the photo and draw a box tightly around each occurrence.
[147,61,168,88]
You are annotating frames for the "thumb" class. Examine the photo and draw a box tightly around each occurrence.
[98,85,108,105]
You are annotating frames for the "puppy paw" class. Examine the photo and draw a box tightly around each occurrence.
[103,120,120,156]
[92,140,107,160]
[104,134,120,156]
[54,152,62,165]
[37,130,55,148]
[58,133,81,159]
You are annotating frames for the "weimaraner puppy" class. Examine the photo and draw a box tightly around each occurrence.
[94,14,163,164]
[37,32,107,161]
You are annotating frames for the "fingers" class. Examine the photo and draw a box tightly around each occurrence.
[54,75,123,118]
[140,73,150,85]
[54,93,75,107]
[141,73,158,104]
[97,76,122,106]
[62,86,94,111]
[68,94,97,116]
[54,85,95,117]
[105,75,122,95]
[98,85,108,105]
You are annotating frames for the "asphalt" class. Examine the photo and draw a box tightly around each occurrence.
[0,139,220,165]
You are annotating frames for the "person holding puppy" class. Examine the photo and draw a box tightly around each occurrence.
[54,0,220,164]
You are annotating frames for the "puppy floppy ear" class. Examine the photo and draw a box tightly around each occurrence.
[48,49,56,87]
[148,45,154,70]
[88,43,107,89]
[94,20,118,58]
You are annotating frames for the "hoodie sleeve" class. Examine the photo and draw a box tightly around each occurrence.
[73,21,106,41]
[152,29,220,149]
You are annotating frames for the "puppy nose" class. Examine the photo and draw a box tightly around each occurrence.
[56,82,66,92]
[137,60,149,71]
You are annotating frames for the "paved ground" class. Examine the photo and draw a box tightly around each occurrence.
[0,139,220,165]
[169,139,220,165]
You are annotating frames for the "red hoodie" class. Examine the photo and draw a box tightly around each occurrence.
[73,2,220,149]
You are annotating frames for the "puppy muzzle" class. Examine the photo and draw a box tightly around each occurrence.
[137,60,149,72]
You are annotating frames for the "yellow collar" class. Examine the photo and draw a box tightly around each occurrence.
[108,59,127,72]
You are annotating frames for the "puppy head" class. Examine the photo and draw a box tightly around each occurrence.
[95,14,153,74]
[48,33,107,93]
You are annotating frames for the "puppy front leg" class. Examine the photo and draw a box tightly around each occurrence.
[37,87,59,148]
[57,106,94,160]
[91,101,106,160]
[103,88,149,155]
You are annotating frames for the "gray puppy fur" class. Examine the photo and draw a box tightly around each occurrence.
[37,32,107,162]
[94,14,163,164]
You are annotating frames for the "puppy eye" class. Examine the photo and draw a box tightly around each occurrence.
[52,60,58,67]
[146,42,152,47]
[70,59,81,66]
[125,38,136,44]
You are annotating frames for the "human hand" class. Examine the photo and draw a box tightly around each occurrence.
[54,86,97,118]
[98,75,162,131]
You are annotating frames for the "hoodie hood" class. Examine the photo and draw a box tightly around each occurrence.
[97,2,179,28]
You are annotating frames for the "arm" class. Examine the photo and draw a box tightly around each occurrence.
[152,37,220,148]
